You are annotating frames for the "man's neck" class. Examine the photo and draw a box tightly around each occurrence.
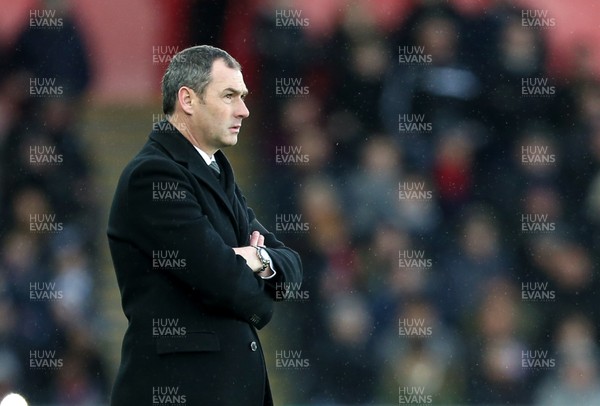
[167,116,217,156]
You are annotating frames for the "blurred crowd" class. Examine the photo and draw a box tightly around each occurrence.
[0,4,110,405]
[241,0,600,404]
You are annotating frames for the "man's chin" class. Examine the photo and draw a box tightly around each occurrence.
[221,135,238,148]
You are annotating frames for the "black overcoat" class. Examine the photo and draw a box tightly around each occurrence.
[107,122,302,405]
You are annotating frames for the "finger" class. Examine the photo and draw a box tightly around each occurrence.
[258,234,265,247]
[249,231,259,246]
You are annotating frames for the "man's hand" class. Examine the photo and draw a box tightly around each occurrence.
[248,230,265,248]
[232,231,273,277]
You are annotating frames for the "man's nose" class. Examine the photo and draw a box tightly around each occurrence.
[236,100,250,118]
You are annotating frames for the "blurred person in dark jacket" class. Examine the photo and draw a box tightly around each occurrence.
[380,8,481,171]
[466,278,532,404]
[10,0,91,98]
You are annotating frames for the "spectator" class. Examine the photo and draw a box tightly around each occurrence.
[534,314,600,406]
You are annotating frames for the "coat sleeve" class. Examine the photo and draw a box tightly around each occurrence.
[123,157,273,329]
[241,190,303,301]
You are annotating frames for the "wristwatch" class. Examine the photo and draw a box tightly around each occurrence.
[253,246,270,273]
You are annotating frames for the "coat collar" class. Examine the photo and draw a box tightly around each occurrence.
[148,120,238,222]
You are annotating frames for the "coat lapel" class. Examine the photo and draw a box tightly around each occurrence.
[215,150,250,246]
[148,122,239,230]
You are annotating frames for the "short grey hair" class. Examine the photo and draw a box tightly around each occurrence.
[161,45,241,114]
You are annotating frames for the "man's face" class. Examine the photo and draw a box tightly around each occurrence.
[187,59,249,154]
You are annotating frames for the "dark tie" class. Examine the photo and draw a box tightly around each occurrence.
[209,160,221,178]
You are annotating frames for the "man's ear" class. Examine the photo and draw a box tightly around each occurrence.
[177,86,195,115]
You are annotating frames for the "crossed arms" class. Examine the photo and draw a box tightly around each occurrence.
[114,158,302,329]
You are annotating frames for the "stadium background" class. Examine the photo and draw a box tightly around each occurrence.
[1,0,600,404]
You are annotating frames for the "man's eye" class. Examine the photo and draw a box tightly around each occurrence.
[225,94,233,99]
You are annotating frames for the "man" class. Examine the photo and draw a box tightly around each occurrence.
[107,45,302,405]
